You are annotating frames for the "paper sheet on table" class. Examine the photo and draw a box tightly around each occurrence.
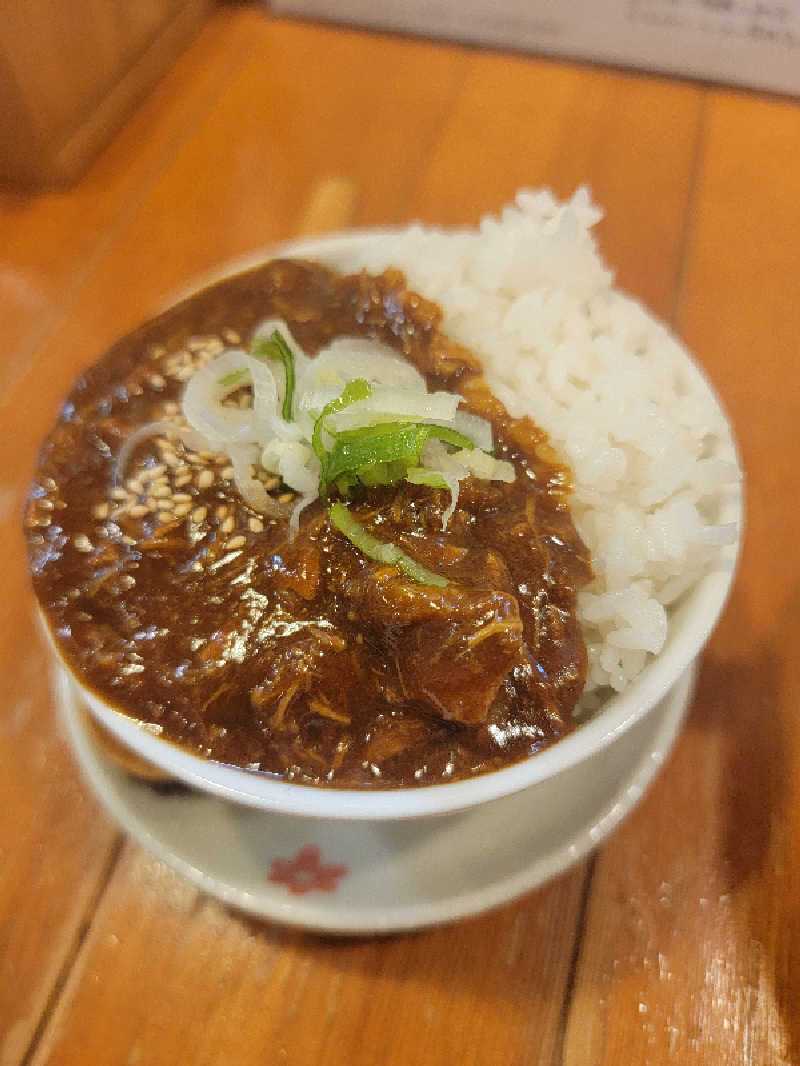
[271,0,800,97]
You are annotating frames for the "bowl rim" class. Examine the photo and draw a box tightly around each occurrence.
[44,229,744,821]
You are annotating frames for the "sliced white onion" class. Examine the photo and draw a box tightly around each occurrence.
[294,385,345,441]
[419,439,467,474]
[452,410,494,452]
[263,413,306,443]
[326,386,461,433]
[228,443,288,517]
[182,349,256,444]
[246,353,279,424]
[439,471,462,531]
[251,318,312,415]
[289,493,317,539]
[114,420,212,485]
[262,440,319,497]
[297,338,426,394]
[455,447,515,482]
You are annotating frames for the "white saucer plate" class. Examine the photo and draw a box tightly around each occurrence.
[57,664,695,934]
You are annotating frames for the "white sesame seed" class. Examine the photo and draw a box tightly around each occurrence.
[147,463,167,480]
[225,535,246,550]
[126,478,144,495]
[92,502,110,520]
[151,485,171,499]
[220,466,235,480]
[215,505,229,521]
[149,374,167,390]
[39,498,54,511]
[156,510,174,524]
[248,517,264,533]
[129,504,150,518]
[172,493,193,503]
[191,506,208,524]
[196,469,215,490]
[223,329,241,344]
[221,516,235,534]
[74,534,93,552]
[110,487,129,501]
[174,472,192,487]
[173,502,192,517]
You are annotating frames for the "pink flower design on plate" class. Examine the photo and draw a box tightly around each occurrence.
[267,844,348,895]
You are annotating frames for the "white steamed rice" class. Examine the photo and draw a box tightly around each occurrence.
[337,187,741,707]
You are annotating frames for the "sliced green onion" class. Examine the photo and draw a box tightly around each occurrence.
[424,425,475,451]
[324,421,474,490]
[311,378,372,498]
[218,368,250,388]
[252,330,297,421]
[405,467,449,489]
[329,502,448,587]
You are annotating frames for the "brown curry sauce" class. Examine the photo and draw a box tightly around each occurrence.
[25,260,592,788]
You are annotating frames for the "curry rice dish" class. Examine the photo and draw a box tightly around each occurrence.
[26,259,593,789]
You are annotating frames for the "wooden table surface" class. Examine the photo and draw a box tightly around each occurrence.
[1,7,798,1064]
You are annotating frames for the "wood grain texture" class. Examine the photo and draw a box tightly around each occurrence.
[0,8,797,1066]
[0,0,210,185]
[562,90,800,1066]
[0,6,263,402]
[0,544,120,1066]
[406,52,704,317]
[29,847,586,1066]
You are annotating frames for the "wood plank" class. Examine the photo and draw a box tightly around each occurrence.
[0,5,260,397]
[0,0,210,186]
[409,52,704,317]
[0,545,121,1066]
[29,847,586,1066]
[562,89,800,1065]
[0,18,469,422]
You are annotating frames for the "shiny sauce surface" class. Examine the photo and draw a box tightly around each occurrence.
[26,260,592,788]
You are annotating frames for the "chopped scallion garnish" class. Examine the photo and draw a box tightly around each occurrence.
[329,502,448,586]
[311,378,372,499]
[405,467,449,489]
[252,330,297,421]
[316,399,474,497]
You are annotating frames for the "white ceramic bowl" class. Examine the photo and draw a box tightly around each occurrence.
[42,231,741,898]
[42,230,742,927]
[57,661,696,932]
